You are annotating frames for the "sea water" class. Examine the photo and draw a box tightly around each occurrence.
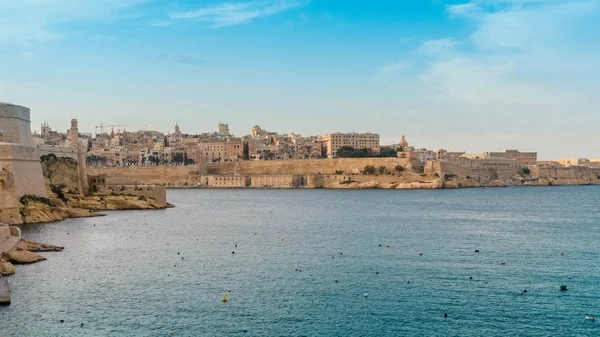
[1,186,599,336]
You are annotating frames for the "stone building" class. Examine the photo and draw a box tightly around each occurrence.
[0,102,49,224]
[320,132,380,158]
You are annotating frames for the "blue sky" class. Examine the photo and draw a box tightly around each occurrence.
[1,0,599,159]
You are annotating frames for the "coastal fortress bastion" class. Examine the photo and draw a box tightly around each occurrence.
[0,102,48,224]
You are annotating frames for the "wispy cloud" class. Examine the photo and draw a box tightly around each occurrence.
[418,38,457,54]
[375,61,410,79]
[300,13,310,23]
[168,0,309,27]
[420,0,600,108]
[149,19,173,27]
[0,0,152,44]
[156,54,207,66]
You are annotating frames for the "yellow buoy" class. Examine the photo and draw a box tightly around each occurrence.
[386,244,390,248]
[419,252,423,256]
[501,261,506,265]
[222,296,228,302]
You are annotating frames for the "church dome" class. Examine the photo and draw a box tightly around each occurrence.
[399,135,408,147]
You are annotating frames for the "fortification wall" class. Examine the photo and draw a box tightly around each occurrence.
[0,143,48,198]
[88,166,202,186]
[206,158,413,175]
[531,166,599,180]
[0,103,33,145]
[0,170,21,224]
[430,160,518,181]
[38,145,79,161]
[87,158,413,186]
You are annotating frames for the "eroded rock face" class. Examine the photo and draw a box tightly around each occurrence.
[3,251,46,264]
[0,258,15,276]
[20,201,70,224]
[17,239,64,252]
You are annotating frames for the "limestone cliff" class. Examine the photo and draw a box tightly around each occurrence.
[12,156,171,224]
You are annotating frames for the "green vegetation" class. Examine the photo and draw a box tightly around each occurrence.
[520,167,531,175]
[378,166,386,174]
[379,147,398,158]
[20,194,56,207]
[40,153,57,162]
[50,184,68,203]
[444,173,457,181]
[336,146,399,158]
[335,170,344,175]
[395,165,404,173]
[362,165,376,175]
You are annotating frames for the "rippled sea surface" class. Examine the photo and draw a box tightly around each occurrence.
[1,186,600,337]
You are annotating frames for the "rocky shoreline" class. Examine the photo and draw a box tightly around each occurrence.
[0,239,64,276]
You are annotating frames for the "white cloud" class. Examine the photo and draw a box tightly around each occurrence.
[169,0,309,27]
[419,38,457,54]
[149,20,173,27]
[421,0,600,107]
[0,0,151,44]
[377,61,410,77]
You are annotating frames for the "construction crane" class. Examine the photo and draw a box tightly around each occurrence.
[94,124,129,136]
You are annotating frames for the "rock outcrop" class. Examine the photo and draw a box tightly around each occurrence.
[17,239,63,252]
[3,250,46,264]
[396,178,443,189]
[0,257,15,276]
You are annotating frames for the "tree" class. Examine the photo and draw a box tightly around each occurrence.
[379,148,398,157]
[172,153,184,163]
[336,146,374,158]
[395,165,404,173]
[362,165,376,175]
[520,167,531,175]
[378,166,386,174]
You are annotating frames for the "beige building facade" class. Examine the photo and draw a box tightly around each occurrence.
[321,132,380,158]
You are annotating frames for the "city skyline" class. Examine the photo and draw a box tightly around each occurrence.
[1,0,599,159]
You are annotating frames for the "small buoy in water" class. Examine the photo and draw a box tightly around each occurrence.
[444,313,448,318]
[568,276,572,279]
[386,244,390,248]
[376,271,379,275]
[59,319,64,323]
[523,290,528,293]
[475,249,480,253]
[235,244,237,247]
[177,252,180,255]
[364,293,368,297]
[561,252,564,256]
[80,323,84,327]
[295,267,299,271]
[560,285,569,291]
[232,251,235,254]
[181,256,184,260]
[332,237,336,240]
[379,244,382,247]
[335,280,338,283]
[469,277,473,280]
[281,238,285,241]
[501,261,506,265]
[419,252,423,256]
[407,281,410,284]
[222,296,228,302]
